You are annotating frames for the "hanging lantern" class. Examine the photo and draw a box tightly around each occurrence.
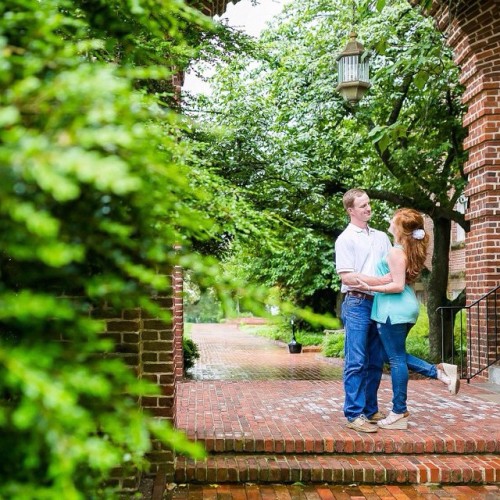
[336,31,371,104]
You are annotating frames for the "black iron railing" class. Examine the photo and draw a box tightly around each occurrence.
[437,284,500,382]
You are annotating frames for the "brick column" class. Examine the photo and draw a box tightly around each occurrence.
[93,305,144,491]
[94,265,184,491]
[430,0,500,378]
[172,266,185,387]
[141,267,184,480]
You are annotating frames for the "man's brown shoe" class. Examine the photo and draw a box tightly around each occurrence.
[366,411,386,424]
[346,415,378,433]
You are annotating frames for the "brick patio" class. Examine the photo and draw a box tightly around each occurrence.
[171,323,500,498]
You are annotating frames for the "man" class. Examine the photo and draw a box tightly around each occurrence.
[335,189,392,433]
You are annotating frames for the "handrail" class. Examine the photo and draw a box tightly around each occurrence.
[437,284,500,382]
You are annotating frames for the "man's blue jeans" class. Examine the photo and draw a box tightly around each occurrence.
[377,319,437,414]
[341,294,384,421]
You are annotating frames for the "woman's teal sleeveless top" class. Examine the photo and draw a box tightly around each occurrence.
[371,249,420,325]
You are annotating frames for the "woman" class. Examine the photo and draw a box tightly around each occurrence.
[356,208,460,430]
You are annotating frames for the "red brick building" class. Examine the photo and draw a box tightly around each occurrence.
[419,196,467,303]
[448,196,467,298]
[427,0,499,383]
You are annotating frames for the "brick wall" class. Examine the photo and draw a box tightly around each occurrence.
[93,305,144,491]
[449,219,466,298]
[139,269,183,480]
[423,216,434,273]
[417,213,465,303]
[96,266,184,491]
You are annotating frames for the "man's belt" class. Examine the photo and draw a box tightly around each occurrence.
[346,291,374,301]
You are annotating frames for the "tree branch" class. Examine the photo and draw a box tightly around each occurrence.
[449,287,466,309]
[387,73,414,126]
[363,188,470,230]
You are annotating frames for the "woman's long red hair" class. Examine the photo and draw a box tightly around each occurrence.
[393,208,430,283]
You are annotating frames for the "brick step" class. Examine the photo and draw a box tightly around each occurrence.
[191,434,499,455]
[175,453,500,485]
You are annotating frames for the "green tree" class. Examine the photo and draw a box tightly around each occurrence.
[188,0,467,357]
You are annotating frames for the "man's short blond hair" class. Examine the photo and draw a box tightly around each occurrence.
[342,188,367,211]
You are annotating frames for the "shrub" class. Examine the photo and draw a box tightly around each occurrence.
[407,305,430,339]
[297,332,326,346]
[322,305,433,361]
[323,333,345,358]
[244,320,334,346]
[241,323,285,341]
[183,337,201,371]
[405,331,430,359]
[453,309,467,358]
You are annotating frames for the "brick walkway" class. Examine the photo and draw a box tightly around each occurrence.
[186,321,343,381]
[170,323,500,499]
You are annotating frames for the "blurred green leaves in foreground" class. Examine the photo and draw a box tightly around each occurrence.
[0,0,263,497]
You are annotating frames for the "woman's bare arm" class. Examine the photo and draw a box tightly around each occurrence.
[356,248,406,293]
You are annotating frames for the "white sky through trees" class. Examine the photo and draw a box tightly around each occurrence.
[183,0,290,94]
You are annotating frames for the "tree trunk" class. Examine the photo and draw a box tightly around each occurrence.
[426,216,453,362]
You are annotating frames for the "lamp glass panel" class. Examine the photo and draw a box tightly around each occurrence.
[338,55,370,84]
[339,55,359,83]
[359,60,369,82]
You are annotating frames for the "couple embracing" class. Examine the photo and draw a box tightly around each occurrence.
[335,189,460,433]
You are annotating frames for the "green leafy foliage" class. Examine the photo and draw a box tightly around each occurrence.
[0,0,271,497]
[322,305,434,361]
[323,333,346,358]
[188,0,467,350]
[185,289,224,323]
[244,316,341,345]
[229,227,339,315]
[183,337,200,371]
[297,332,327,346]
[452,308,467,359]
[241,324,284,342]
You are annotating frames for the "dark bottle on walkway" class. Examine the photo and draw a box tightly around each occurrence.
[288,319,302,354]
